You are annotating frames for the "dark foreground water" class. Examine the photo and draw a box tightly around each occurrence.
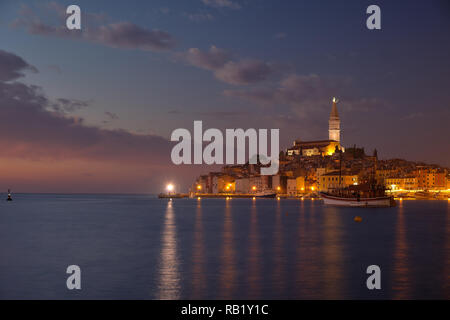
[0,194,449,299]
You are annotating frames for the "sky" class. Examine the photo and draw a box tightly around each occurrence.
[0,0,449,193]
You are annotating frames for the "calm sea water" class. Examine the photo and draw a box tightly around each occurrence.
[0,194,449,300]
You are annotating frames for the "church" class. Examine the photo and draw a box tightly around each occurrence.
[287,98,344,157]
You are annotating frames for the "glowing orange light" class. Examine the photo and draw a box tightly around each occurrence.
[252,186,256,191]
[197,185,202,190]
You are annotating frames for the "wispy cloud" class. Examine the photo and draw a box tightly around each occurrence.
[178,45,274,85]
[12,3,176,51]
[184,12,214,22]
[105,111,119,120]
[50,98,91,114]
[202,0,241,10]
[274,32,287,39]
[224,73,381,118]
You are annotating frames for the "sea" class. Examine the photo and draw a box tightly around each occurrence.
[0,194,449,299]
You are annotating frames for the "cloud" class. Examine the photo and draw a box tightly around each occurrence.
[224,73,380,119]
[0,49,38,81]
[91,22,175,51]
[0,50,171,165]
[224,74,350,104]
[182,45,232,70]
[12,4,176,51]
[179,46,273,85]
[274,32,287,39]
[202,0,241,9]
[168,109,249,117]
[214,60,273,85]
[105,111,119,120]
[223,87,277,105]
[50,98,90,114]
[184,12,214,22]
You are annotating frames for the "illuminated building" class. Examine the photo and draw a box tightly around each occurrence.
[385,176,417,190]
[287,98,343,157]
[319,170,359,192]
[415,167,447,190]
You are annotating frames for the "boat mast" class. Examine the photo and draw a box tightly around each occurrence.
[339,147,342,189]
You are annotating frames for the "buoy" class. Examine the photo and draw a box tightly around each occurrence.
[7,189,12,201]
[354,216,362,222]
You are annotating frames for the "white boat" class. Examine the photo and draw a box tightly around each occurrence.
[320,192,395,207]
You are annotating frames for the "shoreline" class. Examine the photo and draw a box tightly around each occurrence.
[158,193,450,200]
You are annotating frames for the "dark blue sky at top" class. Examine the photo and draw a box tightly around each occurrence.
[1,0,450,167]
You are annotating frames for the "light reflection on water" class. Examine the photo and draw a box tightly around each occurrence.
[322,207,345,299]
[155,198,450,299]
[272,201,286,297]
[190,201,206,299]
[246,200,261,298]
[392,199,410,299]
[445,201,450,297]
[156,200,180,299]
[1,194,449,299]
[218,200,236,299]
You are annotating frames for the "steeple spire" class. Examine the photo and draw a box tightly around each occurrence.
[330,97,339,119]
[329,97,341,142]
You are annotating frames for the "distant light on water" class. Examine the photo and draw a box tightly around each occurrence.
[157,200,180,299]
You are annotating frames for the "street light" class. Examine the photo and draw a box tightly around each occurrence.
[167,184,174,194]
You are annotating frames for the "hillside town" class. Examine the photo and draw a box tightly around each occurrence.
[189,98,450,199]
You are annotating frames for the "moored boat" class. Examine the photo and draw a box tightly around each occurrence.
[320,192,395,207]
[319,145,395,207]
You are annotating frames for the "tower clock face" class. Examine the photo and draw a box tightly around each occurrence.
[0,0,449,305]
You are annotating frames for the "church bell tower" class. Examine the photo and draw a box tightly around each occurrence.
[329,97,340,142]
